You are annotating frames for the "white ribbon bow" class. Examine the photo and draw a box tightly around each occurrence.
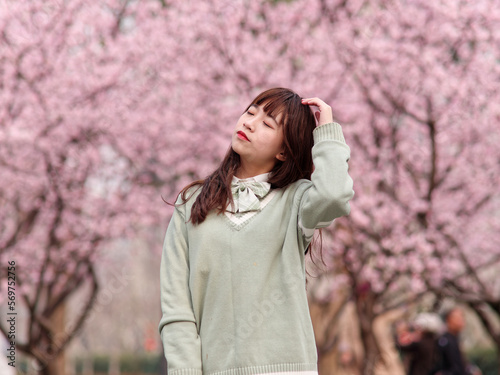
[229,180,271,213]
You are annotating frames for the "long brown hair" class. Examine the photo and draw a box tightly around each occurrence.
[178,87,316,224]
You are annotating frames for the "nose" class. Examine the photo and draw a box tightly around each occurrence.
[243,120,255,131]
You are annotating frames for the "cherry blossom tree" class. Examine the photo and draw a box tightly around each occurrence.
[310,1,500,373]
[0,1,174,373]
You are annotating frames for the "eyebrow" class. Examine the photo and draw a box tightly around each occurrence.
[250,104,278,125]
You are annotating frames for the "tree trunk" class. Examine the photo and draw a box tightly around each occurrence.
[354,290,380,375]
[359,324,380,375]
[372,310,405,375]
[37,303,66,375]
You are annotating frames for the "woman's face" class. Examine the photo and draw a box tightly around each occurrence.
[231,103,285,175]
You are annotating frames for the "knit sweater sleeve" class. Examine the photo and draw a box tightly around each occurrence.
[298,122,354,241]
[158,198,202,375]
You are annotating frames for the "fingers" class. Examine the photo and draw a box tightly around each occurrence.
[301,97,333,127]
[301,97,326,107]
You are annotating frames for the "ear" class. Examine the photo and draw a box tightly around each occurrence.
[276,151,286,162]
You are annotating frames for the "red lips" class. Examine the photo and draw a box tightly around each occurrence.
[237,131,249,141]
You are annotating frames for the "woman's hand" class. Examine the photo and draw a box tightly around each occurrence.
[301,97,334,127]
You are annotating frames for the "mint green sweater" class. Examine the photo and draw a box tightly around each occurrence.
[159,122,354,375]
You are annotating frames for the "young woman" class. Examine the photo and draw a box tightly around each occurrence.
[159,87,354,375]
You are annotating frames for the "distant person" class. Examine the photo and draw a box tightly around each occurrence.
[158,88,354,374]
[431,307,481,375]
[396,313,443,375]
